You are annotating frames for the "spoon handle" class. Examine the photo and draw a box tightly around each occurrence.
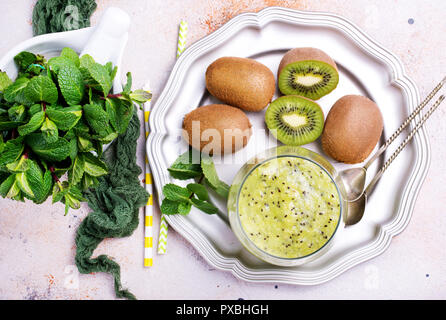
[364,76,446,170]
[365,94,445,195]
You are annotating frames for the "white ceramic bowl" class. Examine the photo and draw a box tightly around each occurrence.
[0,7,129,93]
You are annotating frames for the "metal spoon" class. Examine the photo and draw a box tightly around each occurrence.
[340,76,446,202]
[345,94,445,226]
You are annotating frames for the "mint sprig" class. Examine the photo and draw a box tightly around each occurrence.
[0,47,152,214]
[160,150,229,216]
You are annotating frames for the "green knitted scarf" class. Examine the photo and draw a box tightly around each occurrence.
[75,111,148,300]
[32,0,97,35]
[32,0,148,300]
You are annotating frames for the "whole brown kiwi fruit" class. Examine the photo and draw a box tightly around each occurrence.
[205,57,275,112]
[182,104,252,155]
[321,95,383,164]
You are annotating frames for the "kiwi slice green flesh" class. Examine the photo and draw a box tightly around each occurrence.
[278,60,339,100]
[265,95,324,146]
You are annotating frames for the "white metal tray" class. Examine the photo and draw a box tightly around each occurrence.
[147,7,428,285]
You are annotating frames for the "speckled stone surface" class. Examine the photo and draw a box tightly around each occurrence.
[0,0,445,300]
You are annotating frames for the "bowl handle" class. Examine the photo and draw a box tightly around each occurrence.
[80,7,130,66]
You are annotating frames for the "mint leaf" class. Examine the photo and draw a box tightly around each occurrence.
[48,56,75,74]
[0,137,24,166]
[190,197,218,215]
[0,135,4,154]
[14,51,37,72]
[80,173,98,190]
[0,174,21,198]
[178,202,192,215]
[106,62,118,81]
[40,116,58,143]
[201,155,230,198]
[17,111,45,136]
[52,180,85,214]
[65,184,85,206]
[80,57,112,96]
[10,186,23,201]
[34,169,53,203]
[206,178,230,198]
[186,183,209,201]
[52,181,68,203]
[3,77,31,104]
[129,89,152,104]
[77,136,94,152]
[26,134,71,162]
[60,47,80,67]
[72,119,91,138]
[0,71,12,92]
[89,63,112,96]
[68,138,78,160]
[163,183,192,202]
[18,159,50,203]
[0,174,16,197]
[8,104,26,122]
[93,131,118,144]
[105,98,134,134]
[64,128,76,140]
[6,155,29,172]
[46,105,82,131]
[83,103,111,137]
[70,154,85,185]
[167,150,202,180]
[81,152,107,177]
[24,75,58,104]
[15,171,35,198]
[58,64,84,105]
[0,118,24,130]
[28,104,42,117]
[122,72,132,94]
[79,54,95,69]
[160,198,180,215]
[64,193,80,215]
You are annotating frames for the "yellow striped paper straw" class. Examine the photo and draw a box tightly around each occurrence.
[176,20,188,59]
[143,81,153,267]
[157,20,188,255]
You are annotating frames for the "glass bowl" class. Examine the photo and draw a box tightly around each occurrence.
[227,146,348,267]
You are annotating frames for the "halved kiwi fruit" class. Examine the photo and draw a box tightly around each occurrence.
[277,48,339,100]
[278,60,339,100]
[265,95,324,146]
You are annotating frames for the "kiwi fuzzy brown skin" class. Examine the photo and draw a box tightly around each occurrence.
[278,47,338,77]
[205,57,275,112]
[321,95,383,164]
[182,104,252,155]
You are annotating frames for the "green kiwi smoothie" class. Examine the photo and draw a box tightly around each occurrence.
[238,156,341,259]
